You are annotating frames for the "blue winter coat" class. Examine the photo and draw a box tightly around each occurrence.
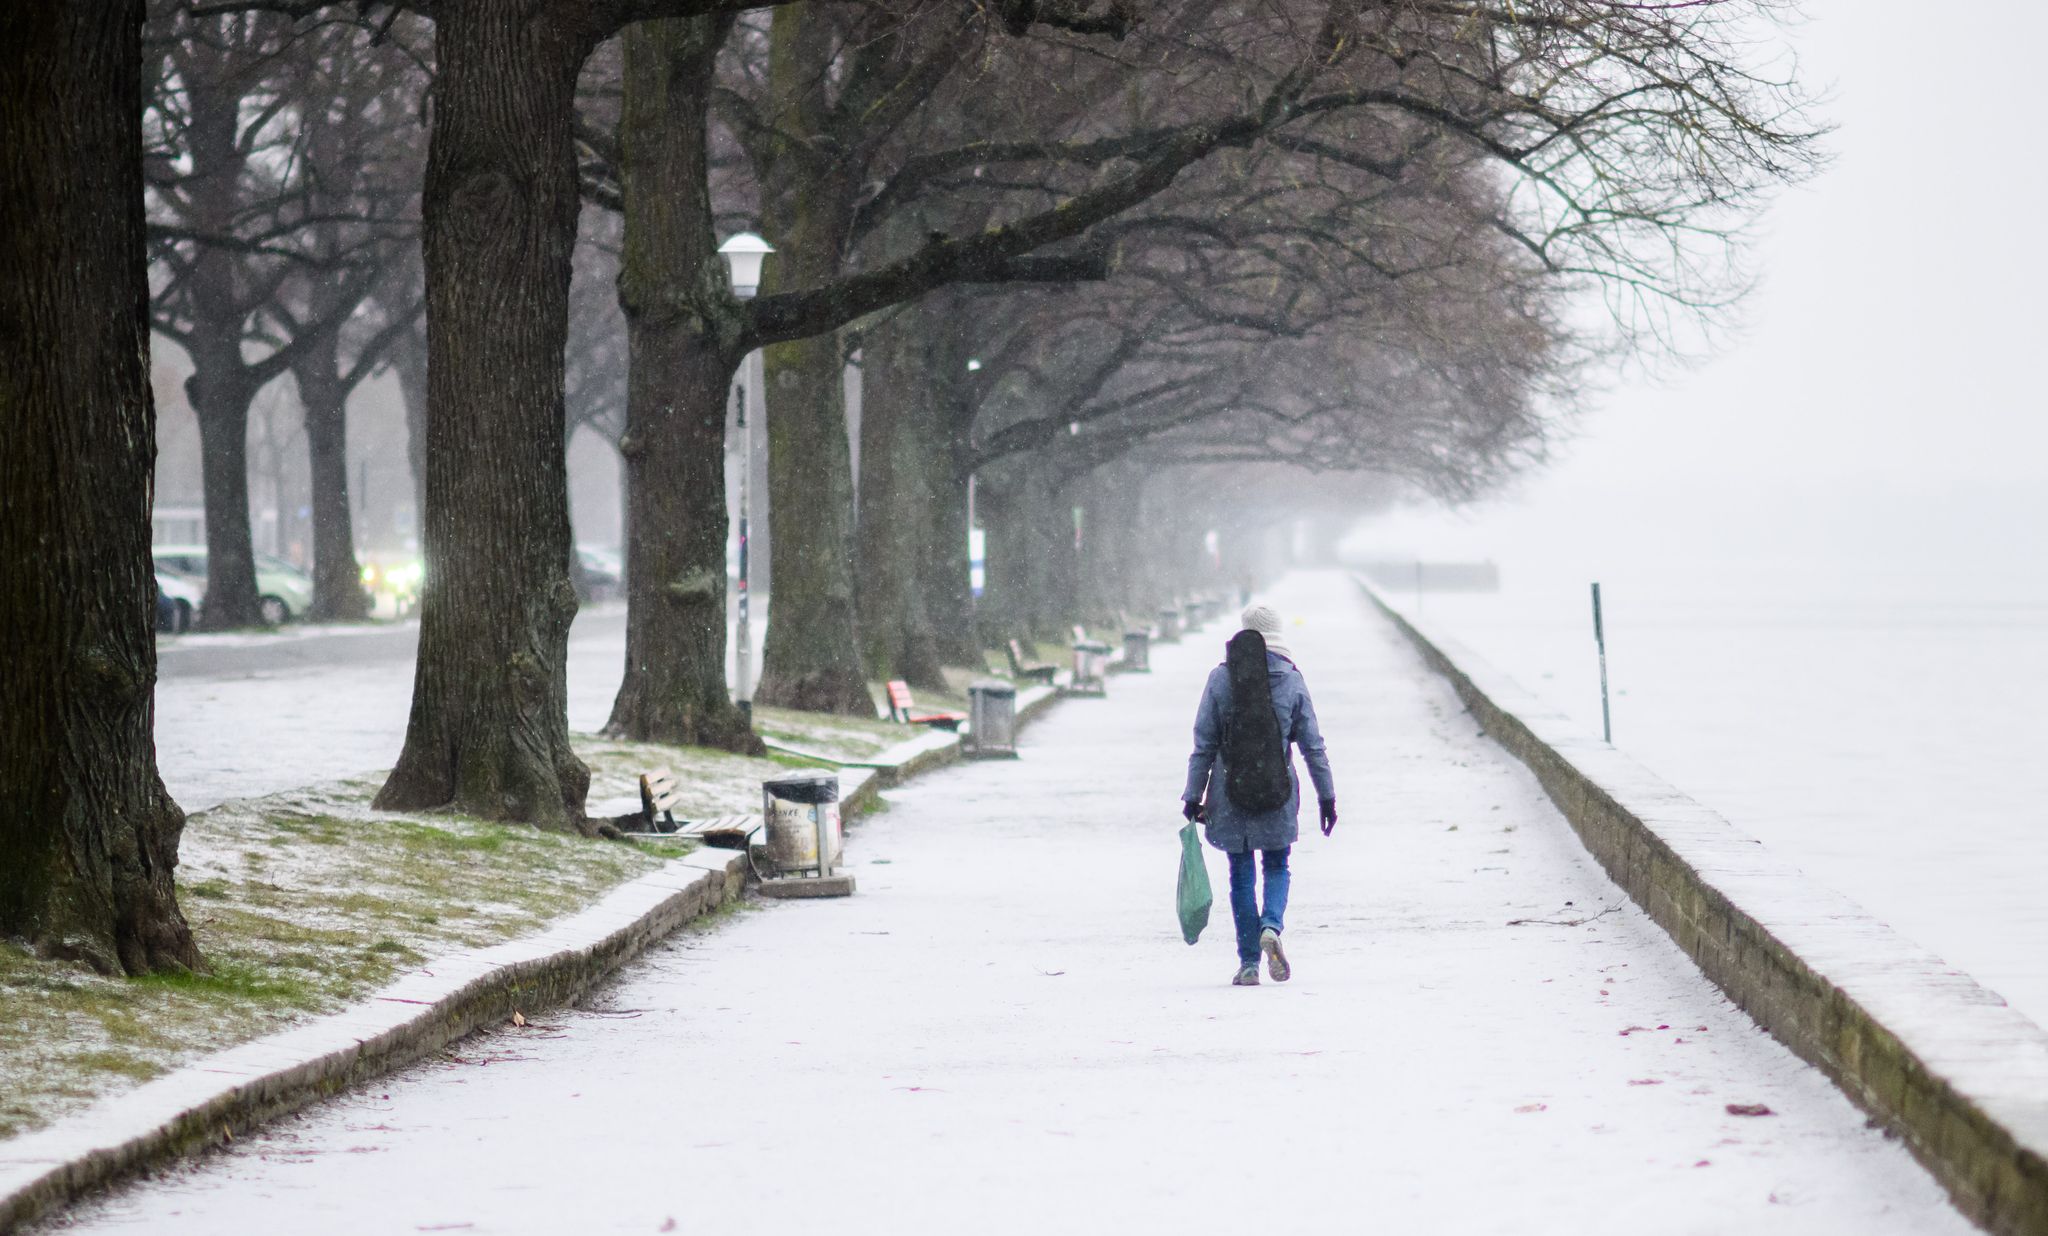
[1183,651,1335,852]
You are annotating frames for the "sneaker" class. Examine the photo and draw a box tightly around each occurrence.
[1231,964,1260,987]
[1261,927,1290,983]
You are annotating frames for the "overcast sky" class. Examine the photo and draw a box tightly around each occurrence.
[1358,0,2047,585]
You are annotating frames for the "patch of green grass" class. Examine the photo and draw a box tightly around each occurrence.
[132,961,317,1005]
[753,704,914,761]
[62,1051,162,1082]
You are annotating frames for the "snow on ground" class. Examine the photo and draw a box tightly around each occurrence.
[63,572,1970,1235]
[155,604,774,813]
[154,608,629,812]
[1371,567,2048,1035]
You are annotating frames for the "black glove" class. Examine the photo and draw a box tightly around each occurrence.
[1319,797,1338,836]
[1182,798,1205,823]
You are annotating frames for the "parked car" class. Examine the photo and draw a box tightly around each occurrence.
[359,553,423,618]
[151,545,314,625]
[154,569,201,634]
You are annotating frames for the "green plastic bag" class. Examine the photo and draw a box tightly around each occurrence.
[1176,821,1213,944]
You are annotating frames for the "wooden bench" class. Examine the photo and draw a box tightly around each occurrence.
[638,769,686,833]
[885,679,967,730]
[1006,639,1059,685]
[630,768,757,848]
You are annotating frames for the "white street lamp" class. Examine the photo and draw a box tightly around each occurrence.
[720,232,774,721]
[717,232,775,300]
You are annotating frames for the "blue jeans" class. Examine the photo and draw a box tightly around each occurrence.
[1227,847,1290,966]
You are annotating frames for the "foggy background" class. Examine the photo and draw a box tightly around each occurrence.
[1357,0,2047,587]
[1349,0,2048,1033]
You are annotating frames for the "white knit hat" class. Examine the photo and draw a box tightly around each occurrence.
[1240,603,1292,660]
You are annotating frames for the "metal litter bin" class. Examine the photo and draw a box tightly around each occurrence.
[1182,602,1203,631]
[762,771,842,877]
[1070,639,1112,695]
[1156,606,1182,643]
[1122,629,1151,673]
[966,680,1019,758]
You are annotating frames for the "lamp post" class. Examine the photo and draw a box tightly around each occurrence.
[719,232,774,722]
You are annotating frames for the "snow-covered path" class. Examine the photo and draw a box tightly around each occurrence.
[65,572,1969,1235]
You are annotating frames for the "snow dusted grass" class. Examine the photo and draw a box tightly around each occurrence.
[0,709,924,1144]
[752,705,906,760]
[0,774,684,1141]
[579,732,839,809]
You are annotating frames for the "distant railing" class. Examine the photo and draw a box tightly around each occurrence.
[1353,559,1500,593]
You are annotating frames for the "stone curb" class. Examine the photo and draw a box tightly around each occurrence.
[0,688,1071,1233]
[1356,576,2048,1236]
[0,849,745,1235]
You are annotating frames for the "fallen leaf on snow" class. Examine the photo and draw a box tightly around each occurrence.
[1514,1103,1547,1113]
[1726,1103,1775,1117]
[1627,1079,1662,1086]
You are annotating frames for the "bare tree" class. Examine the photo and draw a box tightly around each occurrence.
[145,4,420,625]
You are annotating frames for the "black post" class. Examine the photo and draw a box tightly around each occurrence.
[1591,581,1611,743]
[735,376,751,725]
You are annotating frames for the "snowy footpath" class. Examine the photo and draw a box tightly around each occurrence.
[61,572,1970,1234]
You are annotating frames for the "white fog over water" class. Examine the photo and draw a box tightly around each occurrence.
[1351,0,2048,1029]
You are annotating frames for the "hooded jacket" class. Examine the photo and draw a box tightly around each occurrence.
[1183,650,1335,852]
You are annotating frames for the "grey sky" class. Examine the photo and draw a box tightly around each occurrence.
[1359,0,2047,582]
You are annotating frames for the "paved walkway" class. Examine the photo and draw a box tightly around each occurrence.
[61,572,1968,1234]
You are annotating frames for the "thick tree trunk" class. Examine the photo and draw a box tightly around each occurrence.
[854,290,978,677]
[752,5,871,716]
[755,327,872,713]
[855,309,948,690]
[0,0,204,976]
[913,294,984,670]
[1038,475,1081,637]
[605,15,761,753]
[926,433,980,666]
[184,357,267,628]
[180,64,265,630]
[295,334,372,622]
[1077,467,1138,625]
[975,467,1033,648]
[375,2,593,830]
[981,463,1070,644]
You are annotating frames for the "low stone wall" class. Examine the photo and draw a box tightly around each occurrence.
[1358,577,2048,1236]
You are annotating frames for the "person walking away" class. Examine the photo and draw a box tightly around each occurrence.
[1182,604,1336,986]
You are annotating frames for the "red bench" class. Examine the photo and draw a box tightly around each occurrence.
[1006,639,1059,685]
[886,680,967,731]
